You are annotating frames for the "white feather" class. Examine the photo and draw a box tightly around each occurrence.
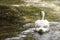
[34,11,49,32]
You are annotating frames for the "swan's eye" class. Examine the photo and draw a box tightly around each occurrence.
[44,26,47,28]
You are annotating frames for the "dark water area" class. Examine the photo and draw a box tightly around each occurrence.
[5,22,60,40]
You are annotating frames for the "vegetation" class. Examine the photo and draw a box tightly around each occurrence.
[0,0,25,4]
[0,5,25,40]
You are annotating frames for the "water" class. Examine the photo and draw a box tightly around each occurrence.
[5,22,60,40]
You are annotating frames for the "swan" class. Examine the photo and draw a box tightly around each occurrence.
[34,11,49,34]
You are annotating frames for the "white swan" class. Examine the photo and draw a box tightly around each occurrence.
[35,11,49,33]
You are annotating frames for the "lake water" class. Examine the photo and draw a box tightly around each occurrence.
[5,22,60,40]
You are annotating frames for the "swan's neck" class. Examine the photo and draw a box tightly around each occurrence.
[41,11,45,20]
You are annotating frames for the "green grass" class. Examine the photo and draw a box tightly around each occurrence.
[0,0,25,4]
[16,6,60,22]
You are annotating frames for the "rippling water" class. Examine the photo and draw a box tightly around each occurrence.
[5,22,60,40]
